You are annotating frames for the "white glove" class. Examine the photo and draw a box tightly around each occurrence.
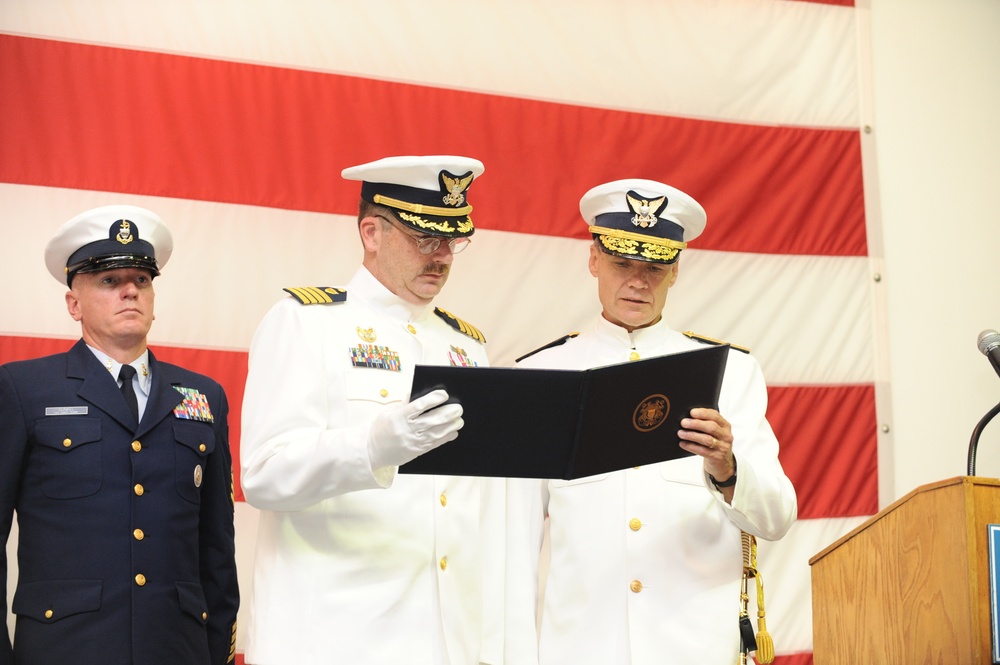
[367,389,464,470]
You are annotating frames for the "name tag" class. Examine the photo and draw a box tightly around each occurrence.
[45,406,89,416]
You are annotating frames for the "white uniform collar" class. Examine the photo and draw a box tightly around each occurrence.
[593,314,672,350]
[349,266,435,323]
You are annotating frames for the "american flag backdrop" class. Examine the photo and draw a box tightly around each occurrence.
[2,1,880,663]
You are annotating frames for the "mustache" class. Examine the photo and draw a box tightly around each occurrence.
[421,262,449,275]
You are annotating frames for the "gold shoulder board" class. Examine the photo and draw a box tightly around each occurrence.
[683,331,750,354]
[283,287,348,305]
[434,308,487,344]
[514,332,580,363]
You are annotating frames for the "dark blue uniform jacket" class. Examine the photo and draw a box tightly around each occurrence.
[1,340,239,665]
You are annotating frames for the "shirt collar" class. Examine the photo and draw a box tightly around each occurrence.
[86,345,152,397]
[592,314,671,350]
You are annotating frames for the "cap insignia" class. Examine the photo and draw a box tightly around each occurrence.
[115,219,134,245]
[434,307,486,344]
[626,192,667,228]
[356,327,377,343]
[283,286,348,305]
[441,171,474,207]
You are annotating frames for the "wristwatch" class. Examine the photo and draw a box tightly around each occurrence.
[709,456,738,489]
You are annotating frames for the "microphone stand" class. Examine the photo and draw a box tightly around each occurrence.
[968,400,1000,476]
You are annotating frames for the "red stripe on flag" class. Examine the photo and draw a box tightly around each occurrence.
[771,652,814,665]
[769,383,879,519]
[0,34,865,256]
[0,336,75,362]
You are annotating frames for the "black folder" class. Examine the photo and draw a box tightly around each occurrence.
[399,344,729,479]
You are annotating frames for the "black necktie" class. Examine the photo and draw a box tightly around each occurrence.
[119,364,139,424]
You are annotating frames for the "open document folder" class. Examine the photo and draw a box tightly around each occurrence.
[399,344,728,480]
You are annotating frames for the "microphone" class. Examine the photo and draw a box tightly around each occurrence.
[969,329,1000,475]
[978,329,1000,379]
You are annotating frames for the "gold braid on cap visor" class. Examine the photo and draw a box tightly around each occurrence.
[374,194,474,235]
[590,225,687,262]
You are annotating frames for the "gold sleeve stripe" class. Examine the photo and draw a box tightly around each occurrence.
[228,619,237,662]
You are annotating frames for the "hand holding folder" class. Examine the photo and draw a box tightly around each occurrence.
[400,344,729,479]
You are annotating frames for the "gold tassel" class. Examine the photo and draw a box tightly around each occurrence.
[749,534,775,664]
[739,532,776,665]
[754,615,775,664]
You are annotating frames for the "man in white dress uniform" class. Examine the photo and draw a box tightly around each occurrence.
[240,156,503,665]
[507,179,798,665]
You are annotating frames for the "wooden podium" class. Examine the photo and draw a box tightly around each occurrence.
[809,476,1000,664]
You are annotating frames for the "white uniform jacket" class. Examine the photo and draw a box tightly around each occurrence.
[240,267,502,665]
[507,316,797,665]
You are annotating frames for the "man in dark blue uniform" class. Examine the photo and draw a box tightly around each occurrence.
[1,205,239,665]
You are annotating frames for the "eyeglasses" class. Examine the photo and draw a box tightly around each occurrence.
[376,215,471,255]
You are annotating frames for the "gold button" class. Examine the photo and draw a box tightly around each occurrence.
[44,610,53,619]
[201,612,208,621]
[407,324,416,334]
[439,493,447,507]
[135,574,146,587]
[133,529,144,541]
[199,444,206,452]
[439,556,447,571]
[134,484,144,496]
[62,438,72,448]
[380,389,388,398]
[630,580,643,593]
[629,518,642,531]
[131,441,141,452]
[629,351,640,361]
